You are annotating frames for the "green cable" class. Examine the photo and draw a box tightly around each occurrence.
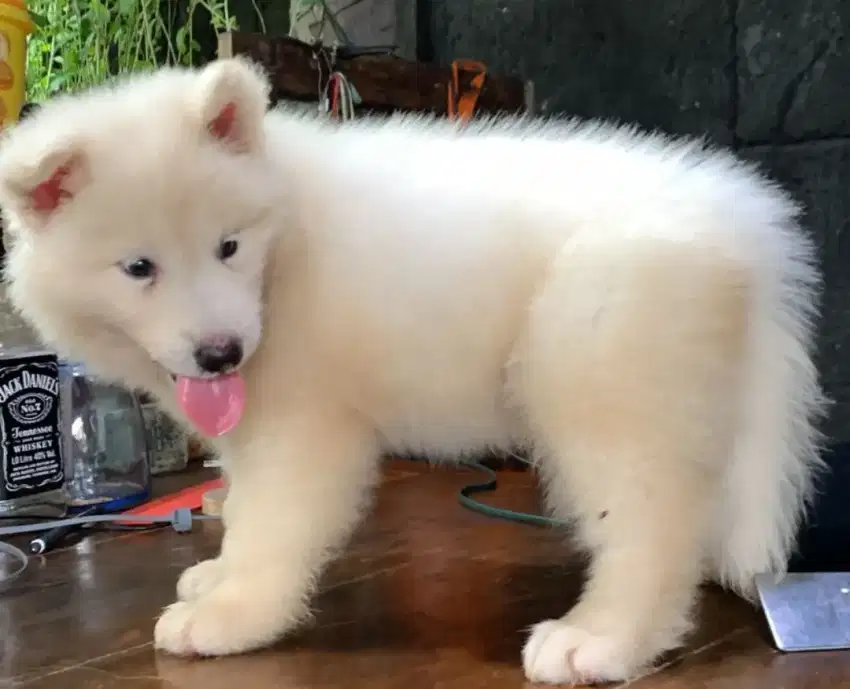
[456,460,569,528]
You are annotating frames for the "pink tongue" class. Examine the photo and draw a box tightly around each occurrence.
[175,372,246,437]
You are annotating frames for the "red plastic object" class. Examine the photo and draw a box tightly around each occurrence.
[116,478,224,525]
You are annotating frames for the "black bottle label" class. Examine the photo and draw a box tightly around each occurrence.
[0,353,64,501]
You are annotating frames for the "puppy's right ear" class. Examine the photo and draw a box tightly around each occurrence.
[0,136,89,230]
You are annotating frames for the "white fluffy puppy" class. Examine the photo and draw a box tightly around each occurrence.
[0,58,824,684]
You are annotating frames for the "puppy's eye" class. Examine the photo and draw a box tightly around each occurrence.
[217,237,239,261]
[119,257,157,280]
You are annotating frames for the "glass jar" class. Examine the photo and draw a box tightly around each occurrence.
[60,362,151,512]
[137,392,189,475]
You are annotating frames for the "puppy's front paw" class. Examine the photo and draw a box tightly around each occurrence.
[176,558,224,601]
[522,619,645,685]
[155,580,307,657]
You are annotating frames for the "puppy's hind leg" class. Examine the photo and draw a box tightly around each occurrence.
[519,237,750,684]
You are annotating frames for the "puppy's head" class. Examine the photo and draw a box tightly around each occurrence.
[0,59,280,432]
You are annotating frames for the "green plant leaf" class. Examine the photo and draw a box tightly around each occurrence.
[175,25,187,53]
[48,73,68,93]
[78,16,92,42]
[118,0,137,16]
[29,11,49,29]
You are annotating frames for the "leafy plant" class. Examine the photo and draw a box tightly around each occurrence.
[25,0,264,102]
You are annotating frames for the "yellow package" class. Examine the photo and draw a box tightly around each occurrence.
[0,0,32,128]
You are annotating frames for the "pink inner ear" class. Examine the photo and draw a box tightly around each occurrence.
[31,165,73,213]
[208,102,237,140]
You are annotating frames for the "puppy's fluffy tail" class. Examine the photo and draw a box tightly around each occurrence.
[711,180,826,599]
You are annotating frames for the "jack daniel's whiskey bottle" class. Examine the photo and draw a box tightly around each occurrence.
[0,346,65,515]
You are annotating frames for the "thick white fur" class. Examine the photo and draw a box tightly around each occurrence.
[0,59,825,684]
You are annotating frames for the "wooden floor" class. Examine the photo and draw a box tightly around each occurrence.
[3,459,848,689]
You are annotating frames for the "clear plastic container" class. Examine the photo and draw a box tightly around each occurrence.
[60,362,151,511]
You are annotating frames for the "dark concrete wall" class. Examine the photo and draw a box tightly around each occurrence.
[420,0,850,443]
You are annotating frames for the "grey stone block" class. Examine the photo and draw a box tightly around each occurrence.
[737,2,850,143]
[424,0,735,144]
[741,139,850,442]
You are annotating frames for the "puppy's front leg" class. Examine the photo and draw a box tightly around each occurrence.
[154,409,379,657]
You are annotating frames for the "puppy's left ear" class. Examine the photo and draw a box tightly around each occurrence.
[193,57,270,154]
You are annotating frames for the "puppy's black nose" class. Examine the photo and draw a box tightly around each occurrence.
[194,335,243,374]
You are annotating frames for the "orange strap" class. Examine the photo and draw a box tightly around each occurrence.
[447,59,487,123]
